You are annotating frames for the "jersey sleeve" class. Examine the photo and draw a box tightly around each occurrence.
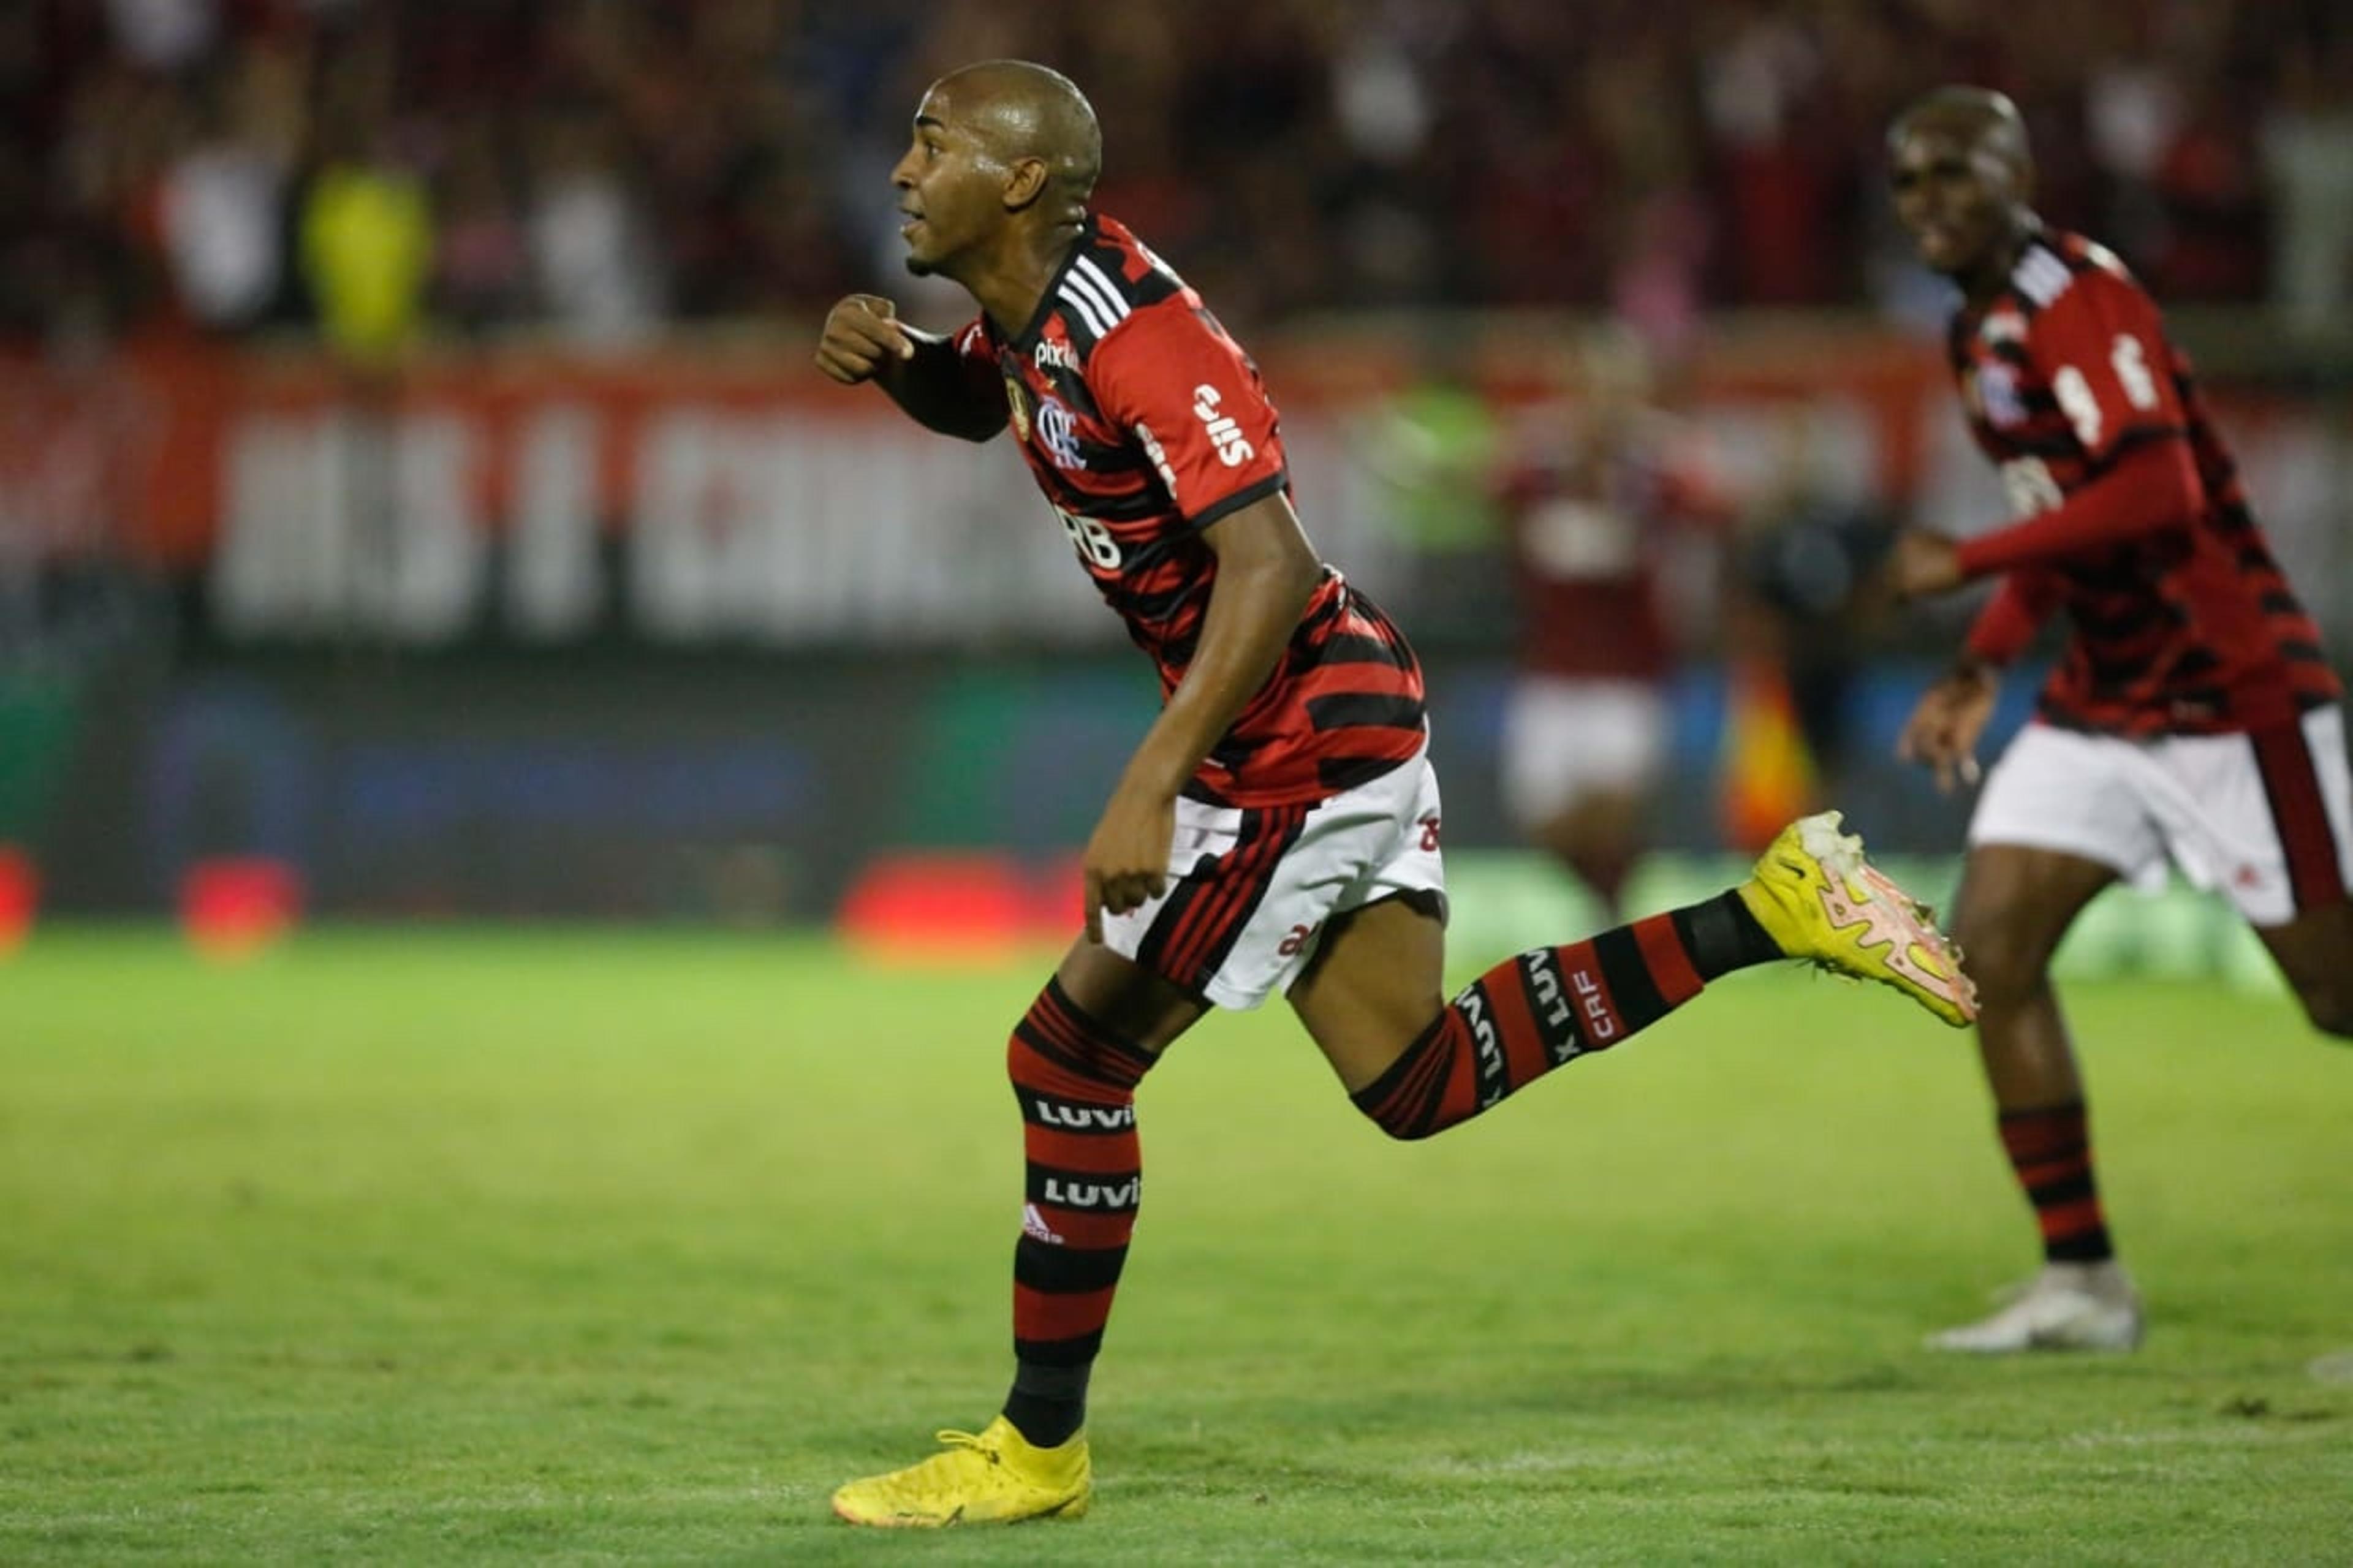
[1086,303,1290,528]
[945,315,1007,401]
[2023,267,2188,471]
[1963,567,2064,665]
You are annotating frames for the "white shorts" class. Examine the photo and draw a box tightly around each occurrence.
[1500,676,1668,831]
[1099,751,1447,1010]
[1970,705,2353,926]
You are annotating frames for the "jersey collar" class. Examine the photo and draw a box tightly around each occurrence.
[1001,213,1099,355]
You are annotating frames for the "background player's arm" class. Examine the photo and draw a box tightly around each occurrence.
[814,294,1007,442]
[1895,569,2058,792]
[1889,436,2200,598]
[1950,439,2200,576]
[1963,568,2061,667]
[1082,493,1322,941]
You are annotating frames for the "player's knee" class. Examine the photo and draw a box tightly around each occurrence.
[1949,919,2051,1012]
[1355,1096,1439,1142]
[1346,1035,1446,1142]
[1005,979,1159,1096]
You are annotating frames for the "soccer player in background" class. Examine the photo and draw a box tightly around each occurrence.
[1491,328,1729,923]
[1883,86,2353,1354]
[813,60,1975,1528]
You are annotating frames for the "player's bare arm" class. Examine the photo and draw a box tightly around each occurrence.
[814,294,1007,442]
[1081,492,1322,943]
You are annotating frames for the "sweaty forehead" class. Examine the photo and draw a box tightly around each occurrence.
[917,82,1024,150]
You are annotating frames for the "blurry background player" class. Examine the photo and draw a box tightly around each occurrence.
[814,59,1975,1528]
[1883,87,2353,1355]
[1491,328,1728,922]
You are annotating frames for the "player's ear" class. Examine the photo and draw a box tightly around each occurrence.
[1002,156,1050,213]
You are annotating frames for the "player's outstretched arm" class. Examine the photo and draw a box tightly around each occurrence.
[813,294,1007,442]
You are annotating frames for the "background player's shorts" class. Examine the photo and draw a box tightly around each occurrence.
[1970,705,2353,926]
[1499,676,1667,831]
[1099,750,1446,1010]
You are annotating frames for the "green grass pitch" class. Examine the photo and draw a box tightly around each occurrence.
[2,928,2348,1564]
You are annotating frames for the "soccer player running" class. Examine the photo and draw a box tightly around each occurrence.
[1883,86,2353,1355]
[814,60,1974,1528]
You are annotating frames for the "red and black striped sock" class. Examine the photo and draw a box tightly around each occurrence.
[1998,1101,2114,1264]
[1001,977,1158,1447]
[1352,899,1770,1140]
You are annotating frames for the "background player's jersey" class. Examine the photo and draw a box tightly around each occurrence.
[1949,227,2338,735]
[950,214,1426,807]
[1493,407,1721,684]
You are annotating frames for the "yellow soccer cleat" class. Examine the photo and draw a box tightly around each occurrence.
[830,1415,1090,1528]
[1738,810,1979,1028]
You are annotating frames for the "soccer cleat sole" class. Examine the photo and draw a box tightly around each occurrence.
[830,1492,1090,1528]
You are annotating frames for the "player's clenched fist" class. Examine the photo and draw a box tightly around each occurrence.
[814,294,915,384]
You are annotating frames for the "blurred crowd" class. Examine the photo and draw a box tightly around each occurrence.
[2,0,2350,354]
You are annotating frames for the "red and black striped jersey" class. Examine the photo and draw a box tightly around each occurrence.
[949,213,1427,806]
[1493,408,1724,683]
[1948,227,2338,734]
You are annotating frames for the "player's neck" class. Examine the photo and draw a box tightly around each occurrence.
[964,225,1085,338]
[1960,216,2040,308]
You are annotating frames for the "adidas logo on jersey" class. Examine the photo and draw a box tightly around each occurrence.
[2013,246,2075,308]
